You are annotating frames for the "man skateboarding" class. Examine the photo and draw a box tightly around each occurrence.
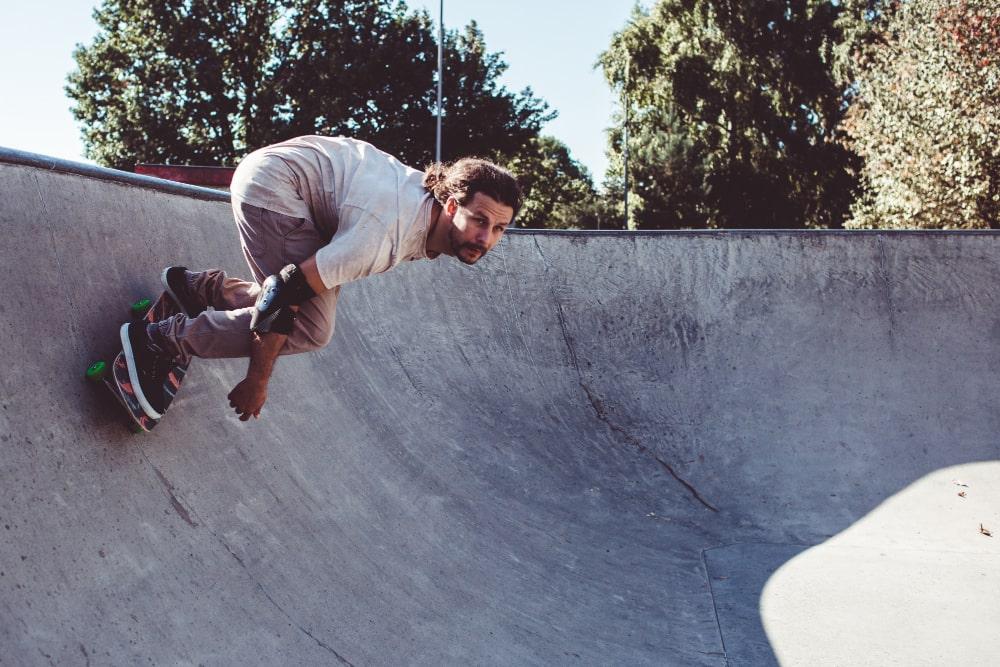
[119,136,522,422]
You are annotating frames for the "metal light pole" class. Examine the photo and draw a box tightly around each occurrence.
[435,0,443,163]
[623,53,630,230]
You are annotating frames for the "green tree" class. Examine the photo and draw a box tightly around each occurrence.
[599,1,859,229]
[506,136,612,229]
[838,0,1000,229]
[66,0,553,170]
[274,3,553,167]
[66,1,284,169]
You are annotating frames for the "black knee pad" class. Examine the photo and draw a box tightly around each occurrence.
[250,264,317,335]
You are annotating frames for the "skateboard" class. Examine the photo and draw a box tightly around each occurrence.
[85,293,189,433]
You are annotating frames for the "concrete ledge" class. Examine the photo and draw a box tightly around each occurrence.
[0,146,230,203]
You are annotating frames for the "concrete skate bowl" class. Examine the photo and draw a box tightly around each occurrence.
[1,147,998,665]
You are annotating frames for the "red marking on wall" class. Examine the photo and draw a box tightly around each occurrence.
[135,164,235,189]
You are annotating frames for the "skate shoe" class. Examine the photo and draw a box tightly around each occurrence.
[161,266,206,317]
[120,320,177,419]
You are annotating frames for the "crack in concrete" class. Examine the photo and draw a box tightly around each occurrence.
[876,235,897,346]
[532,236,551,272]
[700,548,730,666]
[654,456,720,513]
[554,303,582,377]
[148,461,198,528]
[554,305,718,513]
[218,540,354,665]
[579,381,719,513]
[498,241,540,377]
[361,288,422,395]
[78,643,91,667]
[137,451,352,663]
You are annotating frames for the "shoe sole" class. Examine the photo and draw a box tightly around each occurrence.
[160,267,192,317]
[119,322,164,420]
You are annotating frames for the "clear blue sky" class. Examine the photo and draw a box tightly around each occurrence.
[0,1,639,183]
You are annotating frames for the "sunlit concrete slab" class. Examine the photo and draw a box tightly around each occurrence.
[708,462,1000,666]
[0,148,997,665]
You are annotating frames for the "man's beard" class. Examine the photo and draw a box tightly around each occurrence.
[450,228,488,265]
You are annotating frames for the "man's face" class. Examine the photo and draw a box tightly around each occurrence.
[446,192,514,265]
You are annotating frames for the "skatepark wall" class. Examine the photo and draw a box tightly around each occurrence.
[1,147,998,665]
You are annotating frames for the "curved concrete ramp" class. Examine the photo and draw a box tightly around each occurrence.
[1,149,998,665]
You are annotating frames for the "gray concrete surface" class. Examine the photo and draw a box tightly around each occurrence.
[0,149,998,665]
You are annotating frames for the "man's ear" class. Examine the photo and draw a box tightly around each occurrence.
[445,196,458,216]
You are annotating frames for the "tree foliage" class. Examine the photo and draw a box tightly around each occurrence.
[838,0,1000,229]
[66,0,553,171]
[599,1,859,229]
[506,136,611,229]
[66,1,283,169]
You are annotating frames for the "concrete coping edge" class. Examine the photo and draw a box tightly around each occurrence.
[0,145,230,203]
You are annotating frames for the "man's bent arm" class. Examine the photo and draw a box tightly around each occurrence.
[299,255,328,296]
[248,329,287,382]
[229,254,326,420]
[245,254,325,385]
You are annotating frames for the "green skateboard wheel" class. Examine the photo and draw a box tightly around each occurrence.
[85,360,108,382]
[128,422,145,435]
[130,298,153,318]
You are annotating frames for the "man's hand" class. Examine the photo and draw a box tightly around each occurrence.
[228,376,268,421]
[232,327,288,421]
[231,283,307,421]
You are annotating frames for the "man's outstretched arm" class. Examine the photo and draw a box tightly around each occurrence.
[228,330,284,420]
[227,257,327,420]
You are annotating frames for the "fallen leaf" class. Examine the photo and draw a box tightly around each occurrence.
[958,491,967,498]
[953,480,970,487]
[980,524,993,537]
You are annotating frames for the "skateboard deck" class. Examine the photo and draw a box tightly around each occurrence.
[86,293,190,433]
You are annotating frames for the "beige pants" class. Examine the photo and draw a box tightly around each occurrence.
[151,202,340,364]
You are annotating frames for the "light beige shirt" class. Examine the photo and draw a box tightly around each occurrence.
[230,136,436,290]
